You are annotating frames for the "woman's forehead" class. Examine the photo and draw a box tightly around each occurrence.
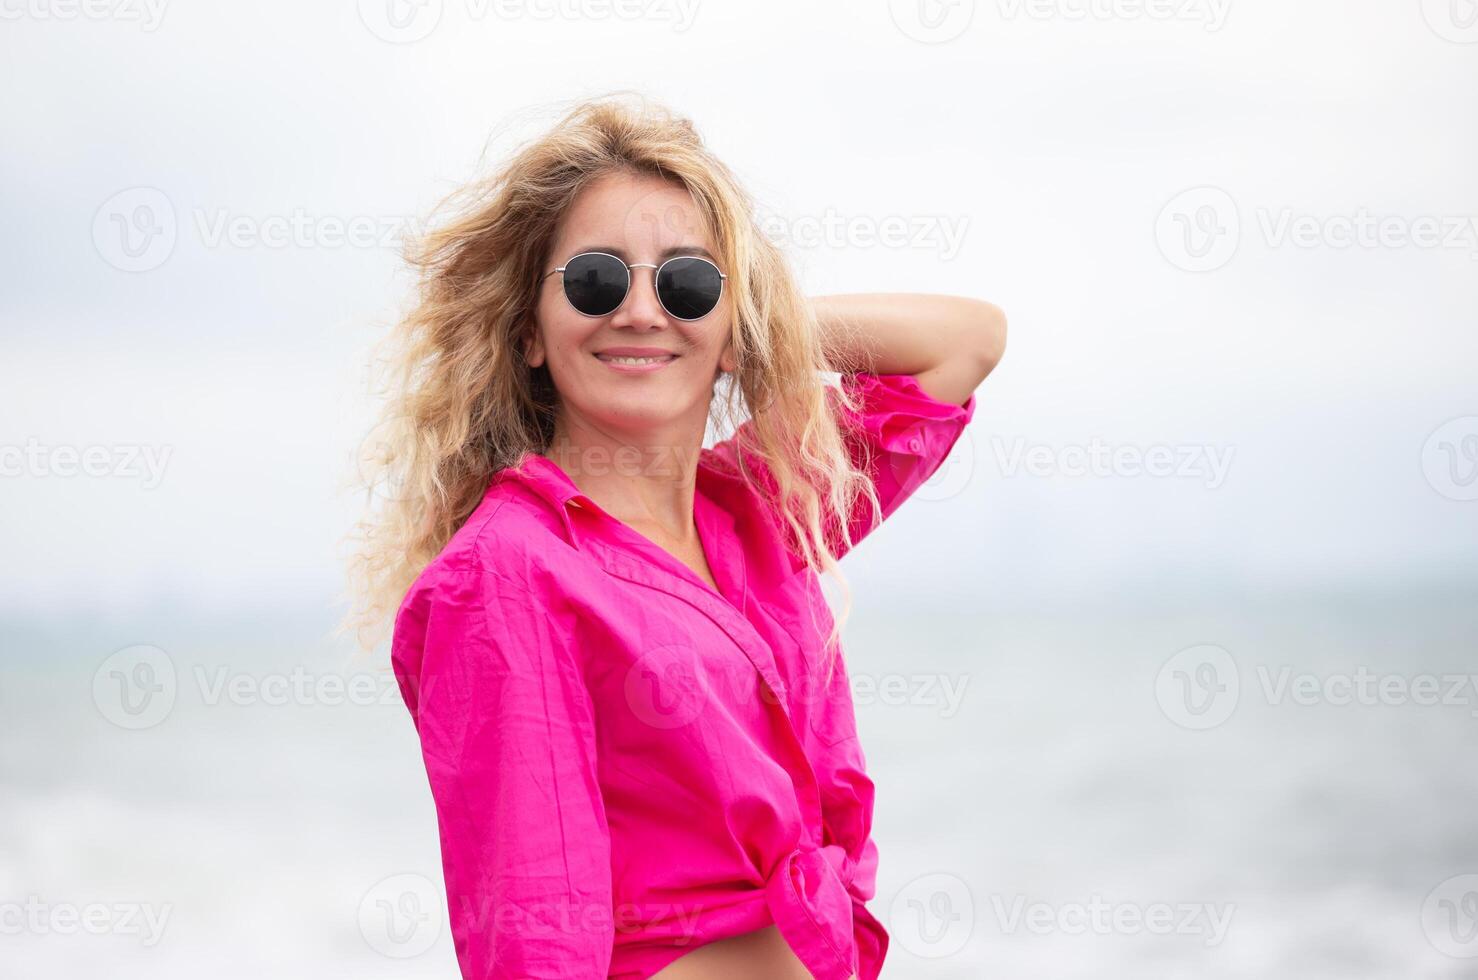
[556,172,713,254]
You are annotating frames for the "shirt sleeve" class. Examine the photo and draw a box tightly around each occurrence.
[392,564,612,980]
[810,653,891,980]
[707,371,976,564]
[828,371,977,560]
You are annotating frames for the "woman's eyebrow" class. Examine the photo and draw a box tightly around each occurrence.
[580,244,716,262]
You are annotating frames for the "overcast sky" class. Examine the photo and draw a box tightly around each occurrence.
[2,0,1475,617]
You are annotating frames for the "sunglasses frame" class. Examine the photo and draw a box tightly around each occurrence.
[541,251,728,322]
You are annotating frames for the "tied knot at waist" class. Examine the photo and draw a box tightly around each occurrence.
[763,844,859,980]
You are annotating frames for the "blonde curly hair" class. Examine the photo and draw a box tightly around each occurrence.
[342,92,879,667]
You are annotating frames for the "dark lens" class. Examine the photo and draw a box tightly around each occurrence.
[562,253,629,316]
[656,257,723,320]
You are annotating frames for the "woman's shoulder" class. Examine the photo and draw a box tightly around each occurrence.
[404,476,571,600]
[391,480,573,676]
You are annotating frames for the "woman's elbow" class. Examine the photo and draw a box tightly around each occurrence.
[970,300,1007,377]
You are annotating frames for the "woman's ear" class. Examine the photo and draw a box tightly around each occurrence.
[717,335,736,374]
[522,328,545,369]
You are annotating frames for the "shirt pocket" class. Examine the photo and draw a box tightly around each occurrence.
[802,657,862,749]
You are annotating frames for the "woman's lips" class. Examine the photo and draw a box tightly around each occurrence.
[593,352,679,373]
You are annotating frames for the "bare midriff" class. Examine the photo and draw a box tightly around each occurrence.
[649,924,853,979]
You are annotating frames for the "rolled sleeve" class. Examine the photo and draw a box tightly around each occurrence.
[393,565,612,979]
[705,372,976,566]
[829,371,977,559]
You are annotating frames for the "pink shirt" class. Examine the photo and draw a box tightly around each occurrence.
[392,372,977,980]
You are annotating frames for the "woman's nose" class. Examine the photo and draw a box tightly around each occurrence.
[612,265,666,328]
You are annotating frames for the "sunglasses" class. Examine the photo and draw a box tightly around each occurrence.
[541,251,727,321]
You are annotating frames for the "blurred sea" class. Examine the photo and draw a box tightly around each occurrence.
[3,581,1476,978]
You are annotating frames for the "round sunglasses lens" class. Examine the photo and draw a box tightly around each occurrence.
[656,257,723,320]
[562,253,629,316]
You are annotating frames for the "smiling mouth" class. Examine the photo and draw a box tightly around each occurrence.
[593,353,679,365]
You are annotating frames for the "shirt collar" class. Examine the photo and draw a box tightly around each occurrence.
[503,449,754,615]
[496,452,593,550]
[501,450,722,549]
[507,449,730,504]
[506,450,589,508]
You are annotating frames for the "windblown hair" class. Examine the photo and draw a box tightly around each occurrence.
[342,93,879,670]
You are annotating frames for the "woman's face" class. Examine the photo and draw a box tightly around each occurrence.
[526,171,736,444]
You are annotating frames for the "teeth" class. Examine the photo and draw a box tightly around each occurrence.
[599,355,673,365]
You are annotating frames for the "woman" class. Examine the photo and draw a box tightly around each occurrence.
[348,95,1005,979]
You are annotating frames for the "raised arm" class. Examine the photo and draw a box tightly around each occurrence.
[811,293,1007,406]
[706,293,1004,562]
